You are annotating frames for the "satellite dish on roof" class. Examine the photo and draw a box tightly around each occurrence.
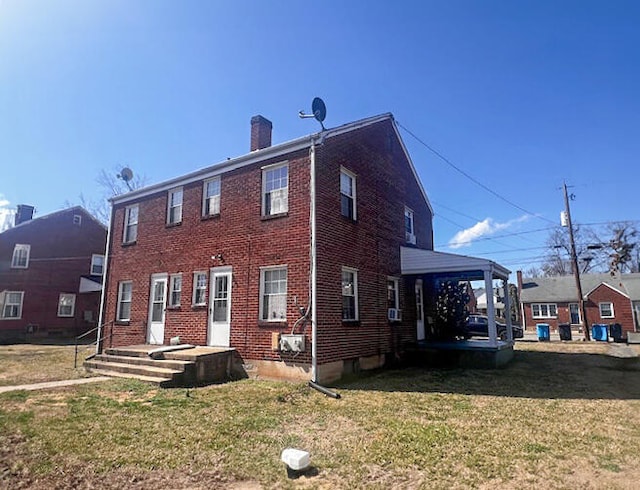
[117,167,134,191]
[298,97,327,130]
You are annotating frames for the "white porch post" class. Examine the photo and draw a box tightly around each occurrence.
[485,270,497,346]
[502,277,513,342]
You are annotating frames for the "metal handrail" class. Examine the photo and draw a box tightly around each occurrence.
[74,321,115,368]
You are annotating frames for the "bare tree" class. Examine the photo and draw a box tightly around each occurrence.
[540,225,605,276]
[66,166,147,225]
[596,222,639,273]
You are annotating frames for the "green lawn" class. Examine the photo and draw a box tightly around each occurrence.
[1,341,640,489]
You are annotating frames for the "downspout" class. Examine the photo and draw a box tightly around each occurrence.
[308,137,341,399]
[95,203,114,355]
[309,140,318,383]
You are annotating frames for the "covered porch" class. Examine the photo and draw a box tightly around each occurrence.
[401,247,514,367]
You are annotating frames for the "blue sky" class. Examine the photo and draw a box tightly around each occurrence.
[1,0,639,276]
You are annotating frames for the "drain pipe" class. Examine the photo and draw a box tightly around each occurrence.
[95,203,114,355]
[309,137,341,400]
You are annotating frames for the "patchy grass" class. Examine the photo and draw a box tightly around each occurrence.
[1,341,640,488]
[0,344,96,386]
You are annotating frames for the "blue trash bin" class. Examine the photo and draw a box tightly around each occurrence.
[591,324,609,342]
[536,323,550,341]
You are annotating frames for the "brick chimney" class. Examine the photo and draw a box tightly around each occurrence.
[15,204,34,226]
[250,115,272,151]
[516,270,523,291]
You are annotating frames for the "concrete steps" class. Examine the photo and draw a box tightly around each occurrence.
[84,348,196,387]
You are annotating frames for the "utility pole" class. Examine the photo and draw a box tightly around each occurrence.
[563,182,590,341]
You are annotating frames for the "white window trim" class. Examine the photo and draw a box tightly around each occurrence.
[91,254,105,275]
[11,244,30,269]
[116,281,132,321]
[57,293,76,317]
[169,273,182,307]
[342,267,359,321]
[123,205,139,244]
[202,177,221,217]
[387,277,400,310]
[192,271,208,306]
[340,167,357,220]
[259,265,288,322]
[1,291,24,320]
[404,207,416,244]
[261,162,289,216]
[167,187,184,225]
[73,214,82,226]
[531,303,558,319]
[599,302,615,319]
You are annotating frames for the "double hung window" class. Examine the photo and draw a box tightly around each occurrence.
[342,268,359,321]
[57,293,76,317]
[260,266,287,321]
[193,272,208,306]
[11,244,30,268]
[340,168,356,220]
[117,282,132,321]
[599,302,614,318]
[167,188,183,225]
[262,164,288,216]
[404,207,416,244]
[123,205,139,244]
[532,303,557,319]
[1,291,24,319]
[169,274,182,307]
[203,178,221,216]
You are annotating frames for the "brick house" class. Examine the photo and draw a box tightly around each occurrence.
[518,270,640,338]
[100,113,512,383]
[0,206,107,342]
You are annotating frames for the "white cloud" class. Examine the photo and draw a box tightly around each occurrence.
[0,195,15,232]
[448,215,529,249]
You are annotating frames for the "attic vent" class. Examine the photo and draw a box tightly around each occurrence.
[73,214,82,226]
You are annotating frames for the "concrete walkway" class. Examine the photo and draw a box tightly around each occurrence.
[0,376,111,394]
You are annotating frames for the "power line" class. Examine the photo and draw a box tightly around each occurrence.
[435,226,554,248]
[397,121,557,225]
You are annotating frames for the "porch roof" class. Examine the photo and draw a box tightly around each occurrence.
[400,247,511,280]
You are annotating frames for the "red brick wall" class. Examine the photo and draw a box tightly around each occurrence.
[0,207,107,339]
[104,118,434,370]
[314,119,434,365]
[585,284,634,336]
[105,148,313,364]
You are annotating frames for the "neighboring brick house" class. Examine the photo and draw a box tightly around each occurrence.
[0,206,107,342]
[101,113,511,383]
[518,270,640,338]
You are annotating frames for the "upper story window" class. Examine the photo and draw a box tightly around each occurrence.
[260,266,287,321]
[342,267,359,321]
[532,303,557,319]
[1,291,24,319]
[340,168,357,220]
[167,188,183,225]
[91,254,104,275]
[123,205,139,244]
[57,293,76,317]
[116,281,132,321]
[599,302,614,318]
[262,163,288,216]
[11,244,30,268]
[404,207,416,244]
[387,277,401,321]
[203,178,221,217]
[73,214,82,226]
[169,274,182,307]
[193,271,208,306]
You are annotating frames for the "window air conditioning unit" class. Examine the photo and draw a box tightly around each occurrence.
[388,308,402,321]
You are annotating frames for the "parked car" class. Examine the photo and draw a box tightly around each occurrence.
[463,314,523,340]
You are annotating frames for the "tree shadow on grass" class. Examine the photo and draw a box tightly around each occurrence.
[334,349,640,400]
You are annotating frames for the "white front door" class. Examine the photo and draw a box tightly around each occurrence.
[208,267,232,347]
[147,274,168,345]
[415,279,425,341]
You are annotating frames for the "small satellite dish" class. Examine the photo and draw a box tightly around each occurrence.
[312,97,326,124]
[298,97,327,130]
[119,167,133,182]
[117,167,134,191]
